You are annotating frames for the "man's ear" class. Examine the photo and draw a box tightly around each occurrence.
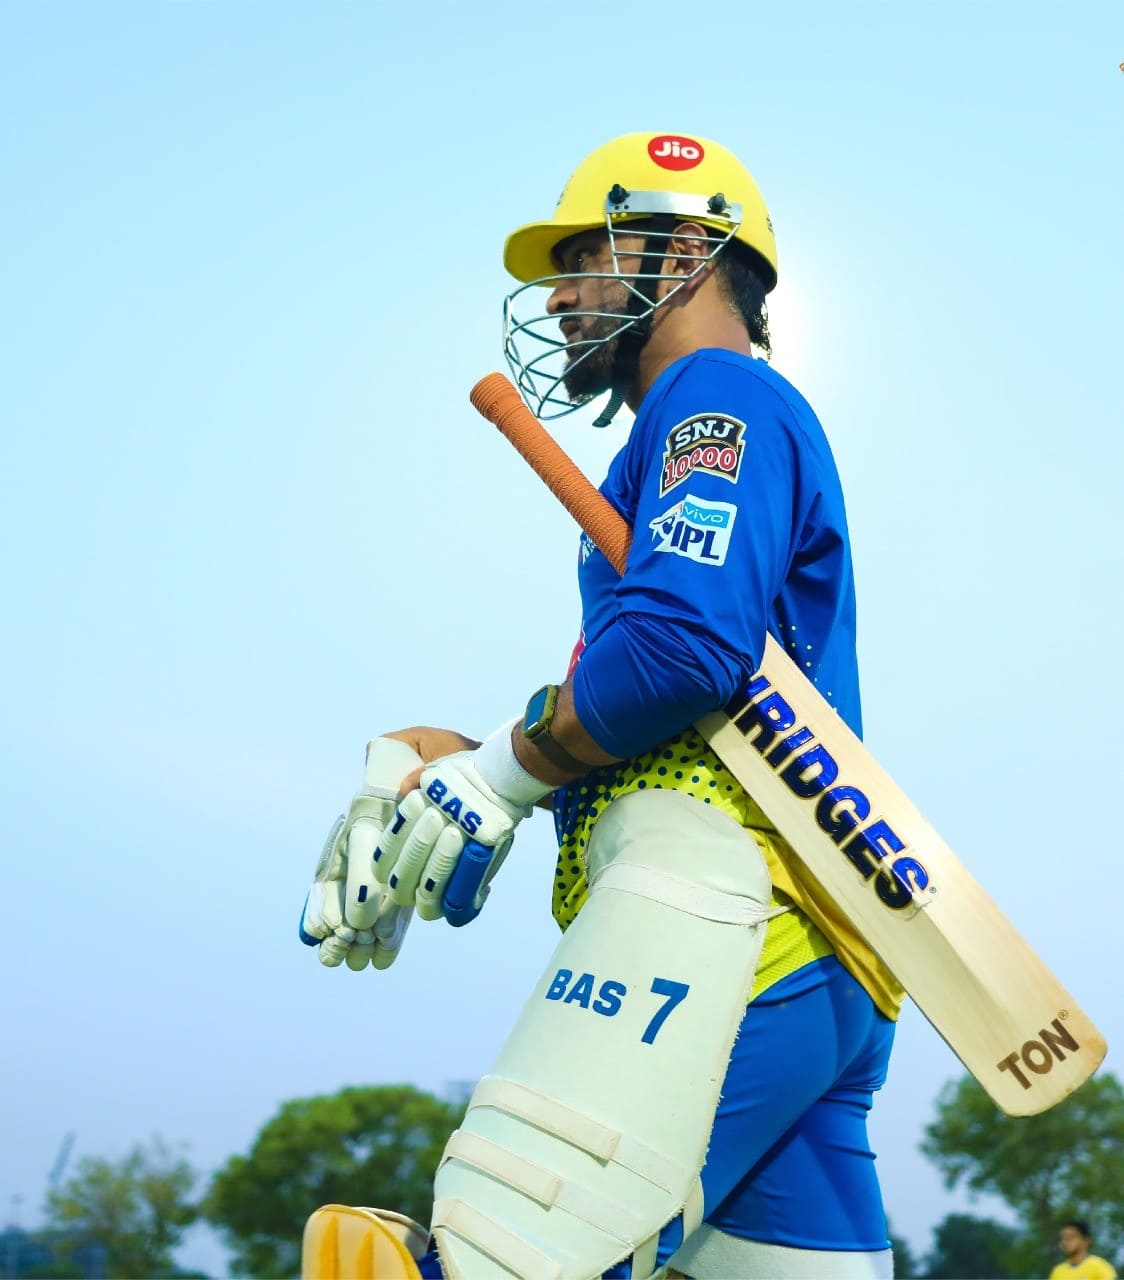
[665,221,712,288]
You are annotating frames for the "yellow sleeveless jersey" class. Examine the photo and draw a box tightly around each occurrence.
[551,725,905,1019]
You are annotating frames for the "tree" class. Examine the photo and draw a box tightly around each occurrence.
[45,1135,199,1278]
[22,1263,82,1279]
[923,1212,1018,1278]
[204,1084,463,1278]
[887,1217,922,1278]
[921,1071,1124,1276]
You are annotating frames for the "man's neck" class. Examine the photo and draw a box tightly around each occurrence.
[629,321,753,411]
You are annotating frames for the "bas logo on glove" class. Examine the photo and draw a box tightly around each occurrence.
[375,738,552,925]
[425,777,484,836]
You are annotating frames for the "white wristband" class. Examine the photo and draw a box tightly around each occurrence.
[474,718,555,808]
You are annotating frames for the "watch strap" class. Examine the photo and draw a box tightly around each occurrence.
[528,727,600,775]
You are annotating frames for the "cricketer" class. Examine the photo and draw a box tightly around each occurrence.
[300,132,905,1280]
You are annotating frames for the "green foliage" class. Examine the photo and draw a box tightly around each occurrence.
[45,1136,198,1278]
[22,1262,86,1280]
[922,1212,1018,1278]
[203,1084,464,1279]
[888,1218,922,1278]
[921,1072,1124,1276]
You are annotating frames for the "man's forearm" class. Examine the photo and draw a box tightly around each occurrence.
[512,679,619,786]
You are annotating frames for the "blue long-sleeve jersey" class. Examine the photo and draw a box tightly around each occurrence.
[548,350,903,1021]
[570,347,862,760]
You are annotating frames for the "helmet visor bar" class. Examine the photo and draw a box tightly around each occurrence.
[603,189,743,227]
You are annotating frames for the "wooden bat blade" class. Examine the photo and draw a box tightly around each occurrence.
[703,676,1107,1116]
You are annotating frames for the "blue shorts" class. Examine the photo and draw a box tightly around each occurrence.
[656,953,895,1263]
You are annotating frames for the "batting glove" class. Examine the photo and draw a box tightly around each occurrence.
[299,737,423,970]
[374,723,554,924]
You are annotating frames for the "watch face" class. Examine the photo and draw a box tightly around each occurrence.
[523,685,554,736]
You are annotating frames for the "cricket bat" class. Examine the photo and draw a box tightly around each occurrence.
[469,371,1106,1117]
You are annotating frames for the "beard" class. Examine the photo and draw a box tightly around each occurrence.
[561,305,636,404]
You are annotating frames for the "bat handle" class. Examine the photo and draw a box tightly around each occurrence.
[469,372,632,574]
[441,839,493,927]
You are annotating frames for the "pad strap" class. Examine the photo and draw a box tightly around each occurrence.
[441,1131,643,1243]
[470,1076,686,1191]
[593,861,780,927]
[432,1199,567,1280]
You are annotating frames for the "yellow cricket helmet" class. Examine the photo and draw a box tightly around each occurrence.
[503,131,777,291]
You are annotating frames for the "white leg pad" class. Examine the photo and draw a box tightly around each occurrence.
[432,790,773,1280]
[669,1228,895,1279]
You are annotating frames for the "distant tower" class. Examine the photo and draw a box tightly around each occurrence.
[47,1133,76,1196]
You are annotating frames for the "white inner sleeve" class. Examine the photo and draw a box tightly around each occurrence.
[474,717,555,807]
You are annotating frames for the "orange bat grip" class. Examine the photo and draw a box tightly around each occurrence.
[469,373,632,575]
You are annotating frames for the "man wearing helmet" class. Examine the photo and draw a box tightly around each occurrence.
[301,133,902,1280]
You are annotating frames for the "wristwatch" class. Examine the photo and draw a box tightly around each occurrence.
[522,684,598,774]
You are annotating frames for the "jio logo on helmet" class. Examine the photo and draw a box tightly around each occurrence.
[648,135,705,171]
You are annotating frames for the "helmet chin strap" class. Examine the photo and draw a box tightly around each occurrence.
[592,192,676,429]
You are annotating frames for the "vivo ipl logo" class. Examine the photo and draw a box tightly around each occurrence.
[726,675,932,910]
[650,495,736,567]
[648,135,705,171]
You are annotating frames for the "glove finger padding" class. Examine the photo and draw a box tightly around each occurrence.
[300,866,357,969]
[300,875,347,941]
[478,832,515,900]
[381,799,456,906]
[415,824,472,921]
[318,925,355,968]
[377,746,543,922]
[345,929,377,971]
[371,901,413,968]
[344,814,388,930]
[300,814,349,943]
[300,882,332,942]
[314,814,347,881]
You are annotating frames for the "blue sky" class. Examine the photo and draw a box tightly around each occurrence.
[3,2,1122,1273]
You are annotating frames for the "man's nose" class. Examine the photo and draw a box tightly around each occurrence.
[545,278,577,316]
